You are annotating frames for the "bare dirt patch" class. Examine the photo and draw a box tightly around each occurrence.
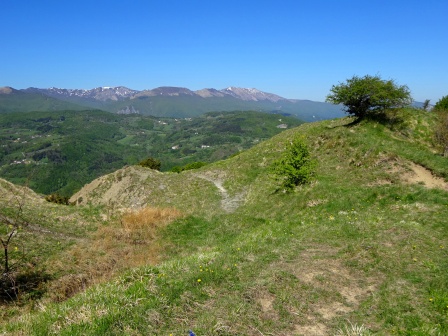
[0,178,44,206]
[294,322,328,336]
[375,159,448,190]
[256,292,279,321]
[403,162,448,190]
[70,166,156,206]
[69,166,235,216]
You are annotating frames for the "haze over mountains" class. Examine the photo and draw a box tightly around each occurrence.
[1,85,345,121]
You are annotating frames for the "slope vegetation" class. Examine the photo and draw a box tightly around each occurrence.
[1,108,447,335]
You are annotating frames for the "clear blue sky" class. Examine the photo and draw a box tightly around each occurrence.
[1,0,447,103]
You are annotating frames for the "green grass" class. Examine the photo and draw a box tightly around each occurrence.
[1,108,447,335]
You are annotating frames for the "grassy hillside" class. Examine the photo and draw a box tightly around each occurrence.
[1,108,447,335]
[0,110,301,196]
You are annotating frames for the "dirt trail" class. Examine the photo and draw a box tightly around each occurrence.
[195,173,245,213]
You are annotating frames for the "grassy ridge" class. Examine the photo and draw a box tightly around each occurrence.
[1,108,447,335]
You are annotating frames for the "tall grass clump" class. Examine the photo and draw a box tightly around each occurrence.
[335,320,372,336]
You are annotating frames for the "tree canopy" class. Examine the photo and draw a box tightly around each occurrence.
[326,75,412,120]
[434,95,448,111]
[138,157,161,171]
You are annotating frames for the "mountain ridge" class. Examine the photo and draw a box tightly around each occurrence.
[24,86,139,102]
[2,85,344,121]
[21,85,304,103]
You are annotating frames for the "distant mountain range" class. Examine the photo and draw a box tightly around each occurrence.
[1,85,346,121]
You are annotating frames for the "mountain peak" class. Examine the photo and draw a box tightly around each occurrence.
[0,86,15,94]
[195,88,226,98]
[221,87,285,102]
[135,87,195,98]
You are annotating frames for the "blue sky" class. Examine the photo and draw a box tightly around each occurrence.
[1,0,447,102]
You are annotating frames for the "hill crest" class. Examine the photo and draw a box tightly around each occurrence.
[70,111,448,213]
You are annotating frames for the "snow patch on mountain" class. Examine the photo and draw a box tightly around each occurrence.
[23,86,288,103]
[25,86,139,101]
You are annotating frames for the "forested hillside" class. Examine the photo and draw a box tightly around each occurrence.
[0,110,302,195]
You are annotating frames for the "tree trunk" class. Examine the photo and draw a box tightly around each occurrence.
[3,246,8,274]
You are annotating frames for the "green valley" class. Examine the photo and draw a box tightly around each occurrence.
[0,110,302,196]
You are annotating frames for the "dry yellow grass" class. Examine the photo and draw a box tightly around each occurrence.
[121,207,183,241]
[46,207,183,302]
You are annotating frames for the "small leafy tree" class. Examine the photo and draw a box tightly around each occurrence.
[1,182,51,301]
[434,95,448,111]
[0,188,29,275]
[138,157,161,171]
[270,137,316,191]
[422,99,431,111]
[0,182,31,300]
[326,75,412,120]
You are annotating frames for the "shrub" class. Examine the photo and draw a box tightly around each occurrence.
[1,270,51,302]
[45,193,70,205]
[182,161,207,171]
[434,111,448,157]
[138,157,161,170]
[170,166,183,173]
[434,95,448,111]
[270,137,316,191]
[170,162,207,173]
